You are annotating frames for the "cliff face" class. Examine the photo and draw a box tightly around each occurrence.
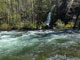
[50,0,80,28]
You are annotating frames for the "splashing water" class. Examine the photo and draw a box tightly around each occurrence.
[0,31,80,60]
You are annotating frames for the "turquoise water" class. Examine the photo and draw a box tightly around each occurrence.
[0,31,80,60]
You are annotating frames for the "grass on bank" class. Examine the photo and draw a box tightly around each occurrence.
[0,20,75,31]
[0,22,37,31]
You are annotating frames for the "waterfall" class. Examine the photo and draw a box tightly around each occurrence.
[45,12,52,26]
[45,5,56,26]
[45,0,74,26]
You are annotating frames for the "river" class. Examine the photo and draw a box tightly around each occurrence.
[0,30,80,60]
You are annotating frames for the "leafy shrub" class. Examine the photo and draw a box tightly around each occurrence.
[0,23,11,30]
[56,20,65,29]
[65,24,74,29]
[28,24,37,29]
[15,22,25,29]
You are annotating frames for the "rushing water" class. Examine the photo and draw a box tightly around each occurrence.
[0,31,80,60]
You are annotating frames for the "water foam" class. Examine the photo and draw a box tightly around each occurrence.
[0,31,80,59]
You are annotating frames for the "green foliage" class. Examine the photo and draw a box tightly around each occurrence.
[0,0,55,30]
[12,13,21,22]
[2,0,78,30]
[15,22,25,30]
[29,24,37,29]
[0,23,11,30]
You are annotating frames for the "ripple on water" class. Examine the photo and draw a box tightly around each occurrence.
[0,31,80,60]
